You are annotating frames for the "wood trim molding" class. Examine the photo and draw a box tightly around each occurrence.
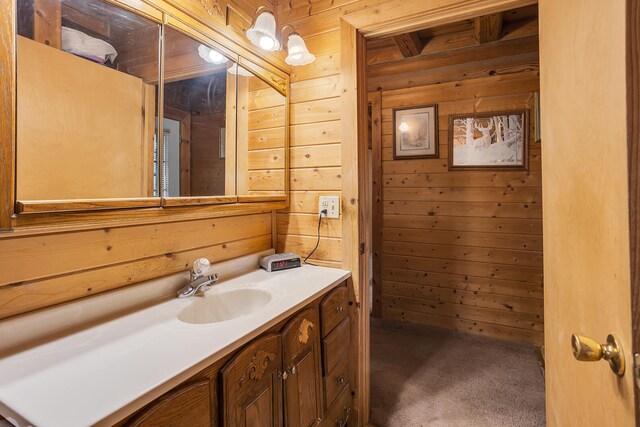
[627,0,640,424]
[0,0,15,231]
[342,0,537,38]
[161,196,238,207]
[340,18,369,426]
[369,91,383,318]
[6,202,283,238]
[16,198,163,214]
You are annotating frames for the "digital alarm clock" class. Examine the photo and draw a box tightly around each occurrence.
[259,253,302,272]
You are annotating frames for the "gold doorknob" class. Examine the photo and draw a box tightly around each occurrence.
[571,334,625,376]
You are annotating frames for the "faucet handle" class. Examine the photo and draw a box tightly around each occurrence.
[192,258,211,277]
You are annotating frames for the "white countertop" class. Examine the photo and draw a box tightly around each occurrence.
[0,265,350,427]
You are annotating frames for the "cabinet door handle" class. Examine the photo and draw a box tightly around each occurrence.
[336,306,344,313]
[337,376,345,385]
[336,406,350,427]
[278,370,288,380]
[286,366,297,376]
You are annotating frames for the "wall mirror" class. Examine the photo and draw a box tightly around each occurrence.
[12,0,288,215]
[161,26,238,204]
[16,0,161,203]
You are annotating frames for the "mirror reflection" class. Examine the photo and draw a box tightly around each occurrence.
[16,0,160,200]
[161,27,237,198]
[236,66,286,196]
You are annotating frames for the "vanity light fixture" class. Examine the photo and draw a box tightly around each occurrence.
[246,10,280,52]
[285,33,315,66]
[246,8,316,66]
[197,44,228,64]
[399,122,410,133]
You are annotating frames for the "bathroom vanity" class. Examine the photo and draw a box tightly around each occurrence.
[120,281,352,427]
[0,261,352,427]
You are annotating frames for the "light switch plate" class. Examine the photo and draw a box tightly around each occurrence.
[319,196,340,218]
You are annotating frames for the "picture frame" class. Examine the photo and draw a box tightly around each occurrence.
[393,105,439,159]
[448,109,530,171]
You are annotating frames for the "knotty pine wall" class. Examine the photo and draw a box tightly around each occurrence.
[246,77,287,195]
[275,4,344,267]
[0,213,273,320]
[370,24,543,345]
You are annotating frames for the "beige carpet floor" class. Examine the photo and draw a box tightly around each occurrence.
[369,318,546,427]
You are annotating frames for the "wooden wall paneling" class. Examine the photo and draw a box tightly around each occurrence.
[370,91,383,317]
[0,213,272,319]
[383,307,542,344]
[0,0,15,231]
[368,36,539,92]
[367,18,538,67]
[369,26,542,344]
[290,121,341,147]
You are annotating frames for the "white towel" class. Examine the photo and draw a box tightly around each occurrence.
[61,26,118,64]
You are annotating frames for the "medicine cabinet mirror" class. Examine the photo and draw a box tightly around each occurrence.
[12,0,288,215]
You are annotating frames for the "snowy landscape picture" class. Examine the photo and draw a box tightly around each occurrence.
[448,110,529,170]
[393,105,438,159]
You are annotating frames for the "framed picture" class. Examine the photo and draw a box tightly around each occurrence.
[393,105,439,159]
[448,109,529,171]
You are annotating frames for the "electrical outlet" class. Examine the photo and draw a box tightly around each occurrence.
[319,196,340,218]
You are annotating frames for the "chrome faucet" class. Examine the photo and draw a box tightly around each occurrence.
[177,258,219,298]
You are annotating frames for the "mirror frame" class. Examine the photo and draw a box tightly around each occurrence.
[0,0,290,232]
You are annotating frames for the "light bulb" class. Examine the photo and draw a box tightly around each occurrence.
[399,122,410,133]
[208,50,226,64]
[259,36,276,51]
[197,44,228,64]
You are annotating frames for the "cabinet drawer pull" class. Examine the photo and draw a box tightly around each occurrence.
[337,376,345,385]
[336,406,350,427]
[336,306,344,313]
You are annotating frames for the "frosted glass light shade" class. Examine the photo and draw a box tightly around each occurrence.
[197,44,228,64]
[399,122,410,133]
[246,12,280,51]
[227,63,254,77]
[285,34,315,66]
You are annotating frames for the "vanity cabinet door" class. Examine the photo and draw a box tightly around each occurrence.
[221,333,284,427]
[126,379,212,427]
[281,308,323,427]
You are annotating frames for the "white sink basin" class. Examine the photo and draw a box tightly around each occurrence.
[177,288,272,324]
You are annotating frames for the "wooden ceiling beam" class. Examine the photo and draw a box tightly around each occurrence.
[392,32,425,58]
[474,12,504,44]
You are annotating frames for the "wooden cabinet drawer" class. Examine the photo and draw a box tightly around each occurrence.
[323,355,349,411]
[322,383,351,427]
[126,379,212,427]
[322,317,350,374]
[320,286,348,337]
